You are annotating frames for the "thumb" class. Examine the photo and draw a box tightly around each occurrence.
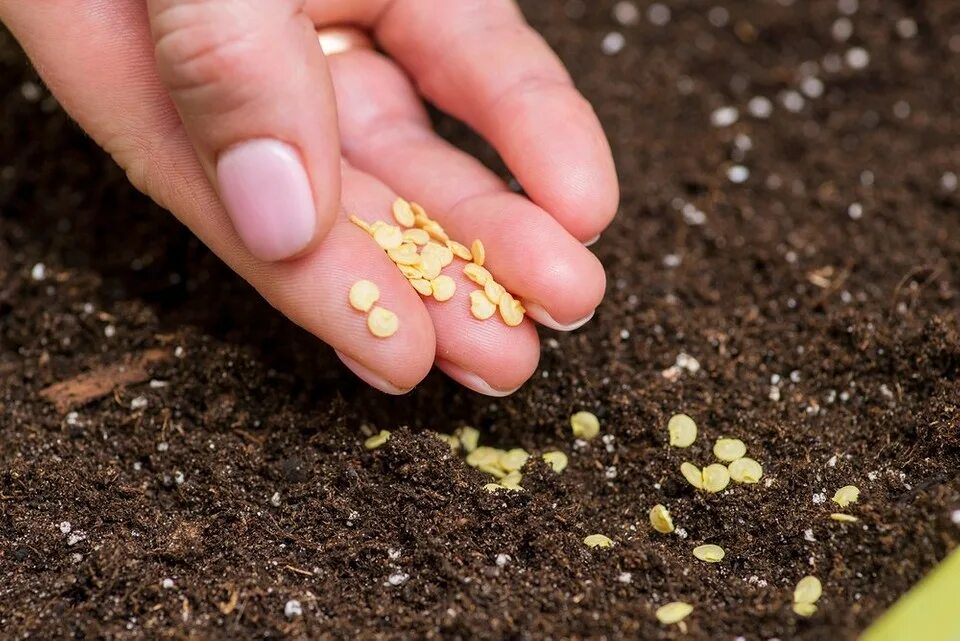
[147,0,340,262]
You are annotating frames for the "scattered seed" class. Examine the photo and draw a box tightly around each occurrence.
[583,534,614,548]
[373,224,404,250]
[448,240,473,261]
[649,504,674,534]
[398,264,424,280]
[464,263,492,286]
[793,575,822,605]
[402,228,430,245]
[349,214,373,234]
[484,279,506,305]
[421,242,454,268]
[367,306,399,338]
[570,411,600,440]
[430,275,456,302]
[455,426,480,452]
[498,292,526,327]
[832,485,860,508]
[434,432,460,452]
[471,239,486,266]
[702,463,730,493]
[830,513,859,523]
[713,438,747,462]
[470,290,497,320]
[348,280,380,313]
[484,483,504,492]
[387,244,421,265]
[392,198,416,227]
[410,279,433,296]
[466,446,500,468]
[655,602,693,625]
[418,253,443,280]
[364,430,391,450]
[500,470,523,490]
[668,414,697,447]
[499,448,530,472]
[681,462,704,489]
[792,602,818,617]
[542,451,568,473]
[478,462,507,479]
[692,543,725,562]
[728,457,763,483]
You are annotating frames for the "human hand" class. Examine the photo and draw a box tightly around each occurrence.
[0,0,618,395]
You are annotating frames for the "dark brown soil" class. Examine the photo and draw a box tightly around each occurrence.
[3,1,960,639]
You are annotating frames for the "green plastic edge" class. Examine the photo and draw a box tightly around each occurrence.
[860,547,960,641]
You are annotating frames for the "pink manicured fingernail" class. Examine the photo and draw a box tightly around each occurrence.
[436,359,520,397]
[336,351,410,395]
[217,139,316,262]
[524,303,595,332]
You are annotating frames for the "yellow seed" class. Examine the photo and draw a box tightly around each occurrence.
[499,293,525,327]
[423,221,449,243]
[454,426,480,453]
[483,483,504,493]
[655,602,693,625]
[410,202,430,222]
[349,214,373,234]
[471,239,486,266]
[680,462,704,489]
[477,462,507,479]
[570,411,600,440]
[418,253,443,280]
[667,414,697,447]
[363,430,391,450]
[447,240,473,261]
[398,264,424,280]
[583,534,614,548]
[832,485,860,508]
[649,504,674,534]
[500,471,523,490]
[367,306,399,338]
[542,451,568,473]
[348,280,380,313]
[402,228,430,245]
[433,433,460,452]
[702,463,731,493]
[387,243,421,265]
[792,602,818,617]
[794,575,823,604]
[728,457,763,483]
[466,446,501,468]
[830,513,859,523]
[430,275,456,302]
[392,197,416,227]
[692,543,725,562]
[713,438,747,462]
[373,224,404,250]
[499,448,530,472]
[410,279,433,296]
[422,242,454,268]
[469,290,497,320]
[463,263,492,286]
[484,279,506,306]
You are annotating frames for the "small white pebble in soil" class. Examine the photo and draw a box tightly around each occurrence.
[156,442,169,452]
[495,553,511,567]
[801,76,825,99]
[387,572,410,586]
[620,329,630,339]
[951,510,960,525]
[848,202,863,220]
[813,492,827,505]
[780,90,805,113]
[838,0,859,15]
[605,466,618,479]
[845,47,870,70]
[67,532,86,546]
[389,548,402,560]
[59,521,72,534]
[707,6,730,27]
[647,3,671,26]
[284,600,303,618]
[601,32,626,55]
[617,571,633,584]
[896,18,918,39]
[31,263,46,281]
[174,346,185,358]
[21,81,42,102]
[727,165,750,184]
[104,325,116,338]
[612,1,640,26]
[149,380,169,389]
[174,471,185,485]
[804,528,816,542]
[831,17,853,42]
[748,96,773,119]
[162,578,175,589]
[710,106,739,128]
[270,492,281,507]
[893,100,911,119]
[941,172,958,192]
[130,396,148,410]
[663,253,682,268]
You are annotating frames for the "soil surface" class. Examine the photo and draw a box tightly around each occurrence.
[3,1,960,639]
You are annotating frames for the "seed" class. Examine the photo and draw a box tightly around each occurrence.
[423,221,450,243]
[433,433,460,452]
[702,463,731,492]
[418,253,442,280]
[471,239,486,266]
[499,448,530,472]
[655,602,693,625]
[483,483,504,493]
[367,306,399,338]
[410,279,433,296]
[466,446,501,468]
[470,290,497,320]
[430,275,456,302]
[398,264,424,280]
[793,575,823,604]
[410,202,429,221]
[448,240,473,261]
[500,470,523,490]
[499,292,525,327]
[830,513,859,523]
[455,426,480,452]
[392,198,416,227]
[422,242,454,268]
[373,224,404,250]
[542,451,568,473]
[668,414,698,447]
[649,504,674,534]
[477,462,507,479]
[348,280,380,313]
[832,485,860,508]
[792,602,818,617]
[364,430,391,450]
[484,279,506,305]
[570,411,600,440]
[692,543,725,562]
[387,244,421,265]
[713,438,747,462]
[728,457,763,483]
[583,534,614,548]
[680,462,704,489]
[463,263,492,286]
[402,228,430,245]
[349,214,373,234]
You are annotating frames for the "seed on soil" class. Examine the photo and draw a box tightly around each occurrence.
[702,463,730,493]
[434,432,460,451]
[430,275,456,302]
[570,411,600,440]
[692,543,725,562]
[469,290,497,320]
[832,485,860,507]
[392,198,416,227]
[680,462,704,489]
[373,224,404,250]
[466,446,501,468]
[583,534,614,548]
[793,575,823,605]
[649,504,674,534]
[367,306,399,338]
[830,513,859,523]
[364,430,391,450]
[713,438,747,462]
[455,426,480,452]
[668,414,697,447]
[483,483,504,492]
[542,451,568,473]
[793,602,818,617]
[448,240,473,261]
[471,239,486,266]
[499,448,530,472]
[728,457,763,483]
[655,601,693,625]
[348,280,380,313]
[464,263,492,286]
[500,470,523,490]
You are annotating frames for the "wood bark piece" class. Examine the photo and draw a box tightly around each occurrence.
[39,349,171,412]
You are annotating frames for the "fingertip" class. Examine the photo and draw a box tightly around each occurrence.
[336,351,416,395]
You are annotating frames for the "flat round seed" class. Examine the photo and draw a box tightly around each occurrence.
[830,512,859,523]
[463,263,492,286]
[466,446,501,468]
[692,543,725,562]
[702,463,731,493]
[373,224,404,250]
[447,240,473,261]
[570,411,600,440]
[455,426,480,452]
[484,279,506,305]
[471,239,486,266]
[422,242,454,268]
[387,244,420,265]
[430,275,456,302]
[583,534,614,548]
[728,457,763,483]
[433,433,460,452]
[410,279,433,296]
[423,221,449,243]
[418,253,443,280]
[348,280,380,313]
[398,264,424,280]
[794,576,823,604]
[363,430,391,450]
[483,482,504,493]
[668,414,698,447]
[680,462,704,489]
[832,485,860,508]
[649,504,674,534]
[792,602,818,617]
[499,448,530,472]
[499,292,525,327]
[655,602,693,625]
[402,228,430,245]
[477,462,507,479]
[410,202,429,222]
[367,306,399,338]
[542,451,568,473]
[349,214,373,234]
[469,290,497,320]
[392,197,416,227]
[500,470,523,490]
[713,438,747,462]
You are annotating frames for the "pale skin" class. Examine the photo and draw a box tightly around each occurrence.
[0,0,619,395]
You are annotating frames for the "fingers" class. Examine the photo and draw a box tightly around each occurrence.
[146,0,341,261]
[328,50,605,329]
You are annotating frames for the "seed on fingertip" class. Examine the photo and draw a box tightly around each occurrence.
[470,290,497,320]
[402,228,430,245]
[392,197,416,227]
[410,279,433,296]
[448,240,473,261]
[387,244,420,265]
[471,239,486,266]
[499,292,525,327]
[398,264,425,280]
[348,280,380,313]
[430,275,456,302]
[464,263,492,286]
[349,215,373,234]
[367,306,399,338]
[418,253,443,280]
[484,279,506,305]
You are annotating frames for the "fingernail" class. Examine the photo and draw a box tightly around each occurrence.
[523,303,595,331]
[336,351,410,395]
[436,359,520,397]
[584,234,601,247]
[217,139,316,262]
